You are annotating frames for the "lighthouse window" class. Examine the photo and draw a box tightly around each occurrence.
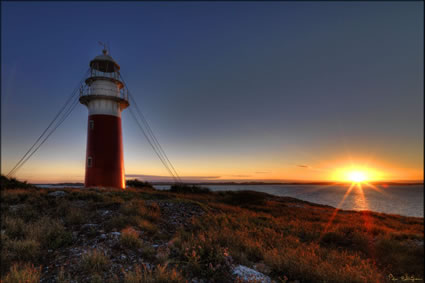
[89,120,94,130]
[87,157,93,168]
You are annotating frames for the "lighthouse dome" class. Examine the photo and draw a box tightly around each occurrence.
[89,50,120,72]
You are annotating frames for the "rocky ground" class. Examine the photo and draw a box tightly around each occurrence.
[2,185,423,283]
[38,194,210,282]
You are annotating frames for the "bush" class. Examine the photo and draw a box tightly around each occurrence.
[126,179,154,189]
[222,190,268,206]
[0,175,35,190]
[169,184,210,194]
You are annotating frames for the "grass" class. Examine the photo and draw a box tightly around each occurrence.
[81,249,109,273]
[126,179,154,189]
[169,184,210,194]
[121,227,143,249]
[123,264,186,283]
[1,263,41,283]
[1,175,423,282]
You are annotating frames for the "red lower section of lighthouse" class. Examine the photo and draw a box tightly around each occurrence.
[85,114,125,189]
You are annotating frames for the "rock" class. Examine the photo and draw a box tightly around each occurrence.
[99,210,112,216]
[109,232,121,237]
[9,204,26,212]
[232,265,271,283]
[81,224,98,231]
[253,263,271,275]
[48,191,66,197]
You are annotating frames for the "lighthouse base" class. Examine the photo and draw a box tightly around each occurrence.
[84,114,125,189]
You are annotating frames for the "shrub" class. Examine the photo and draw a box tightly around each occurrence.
[81,249,109,273]
[121,227,142,249]
[0,175,35,190]
[169,184,210,194]
[123,264,185,283]
[2,263,41,283]
[126,179,154,189]
[222,190,268,206]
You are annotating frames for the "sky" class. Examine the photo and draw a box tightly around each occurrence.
[1,2,423,183]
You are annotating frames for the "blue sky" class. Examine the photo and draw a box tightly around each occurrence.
[1,2,423,182]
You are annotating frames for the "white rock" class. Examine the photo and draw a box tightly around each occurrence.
[232,265,271,283]
[48,191,66,197]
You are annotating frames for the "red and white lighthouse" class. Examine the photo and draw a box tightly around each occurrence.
[79,49,129,189]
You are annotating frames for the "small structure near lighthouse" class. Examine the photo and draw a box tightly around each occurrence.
[79,48,129,189]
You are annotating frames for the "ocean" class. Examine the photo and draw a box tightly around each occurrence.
[36,183,424,217]
[154,184,424,218]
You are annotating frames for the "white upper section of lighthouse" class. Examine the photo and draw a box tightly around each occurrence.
[79,49,129,117]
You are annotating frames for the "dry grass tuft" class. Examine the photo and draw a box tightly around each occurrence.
[121,227,143,249]
[81,249,109,273]
[123,264,186,283]
[2,263,41,283]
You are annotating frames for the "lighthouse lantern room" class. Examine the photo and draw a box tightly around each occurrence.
[79,49,129,189]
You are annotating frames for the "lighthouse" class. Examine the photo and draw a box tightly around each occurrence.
[79,49,129,189]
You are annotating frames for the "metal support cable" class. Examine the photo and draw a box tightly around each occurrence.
[9,98,80,177]
[7,69,89,177]
[128,107,179,183]
[119,73,182,183]
[128,93,182,183]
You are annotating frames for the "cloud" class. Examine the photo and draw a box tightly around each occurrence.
[125,174,221,182]
[297,164,310,168]
[225,174,252,178]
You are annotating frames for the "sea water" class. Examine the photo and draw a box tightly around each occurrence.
[154,184,424,218]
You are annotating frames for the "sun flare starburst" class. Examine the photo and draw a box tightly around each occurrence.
[332,166,381,184]
[347,171,367,183]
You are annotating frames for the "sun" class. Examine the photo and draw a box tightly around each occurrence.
[347,171,368,183]
[332,166,379,183]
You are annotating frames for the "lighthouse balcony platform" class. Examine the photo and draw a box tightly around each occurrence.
[79,85,129,109]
